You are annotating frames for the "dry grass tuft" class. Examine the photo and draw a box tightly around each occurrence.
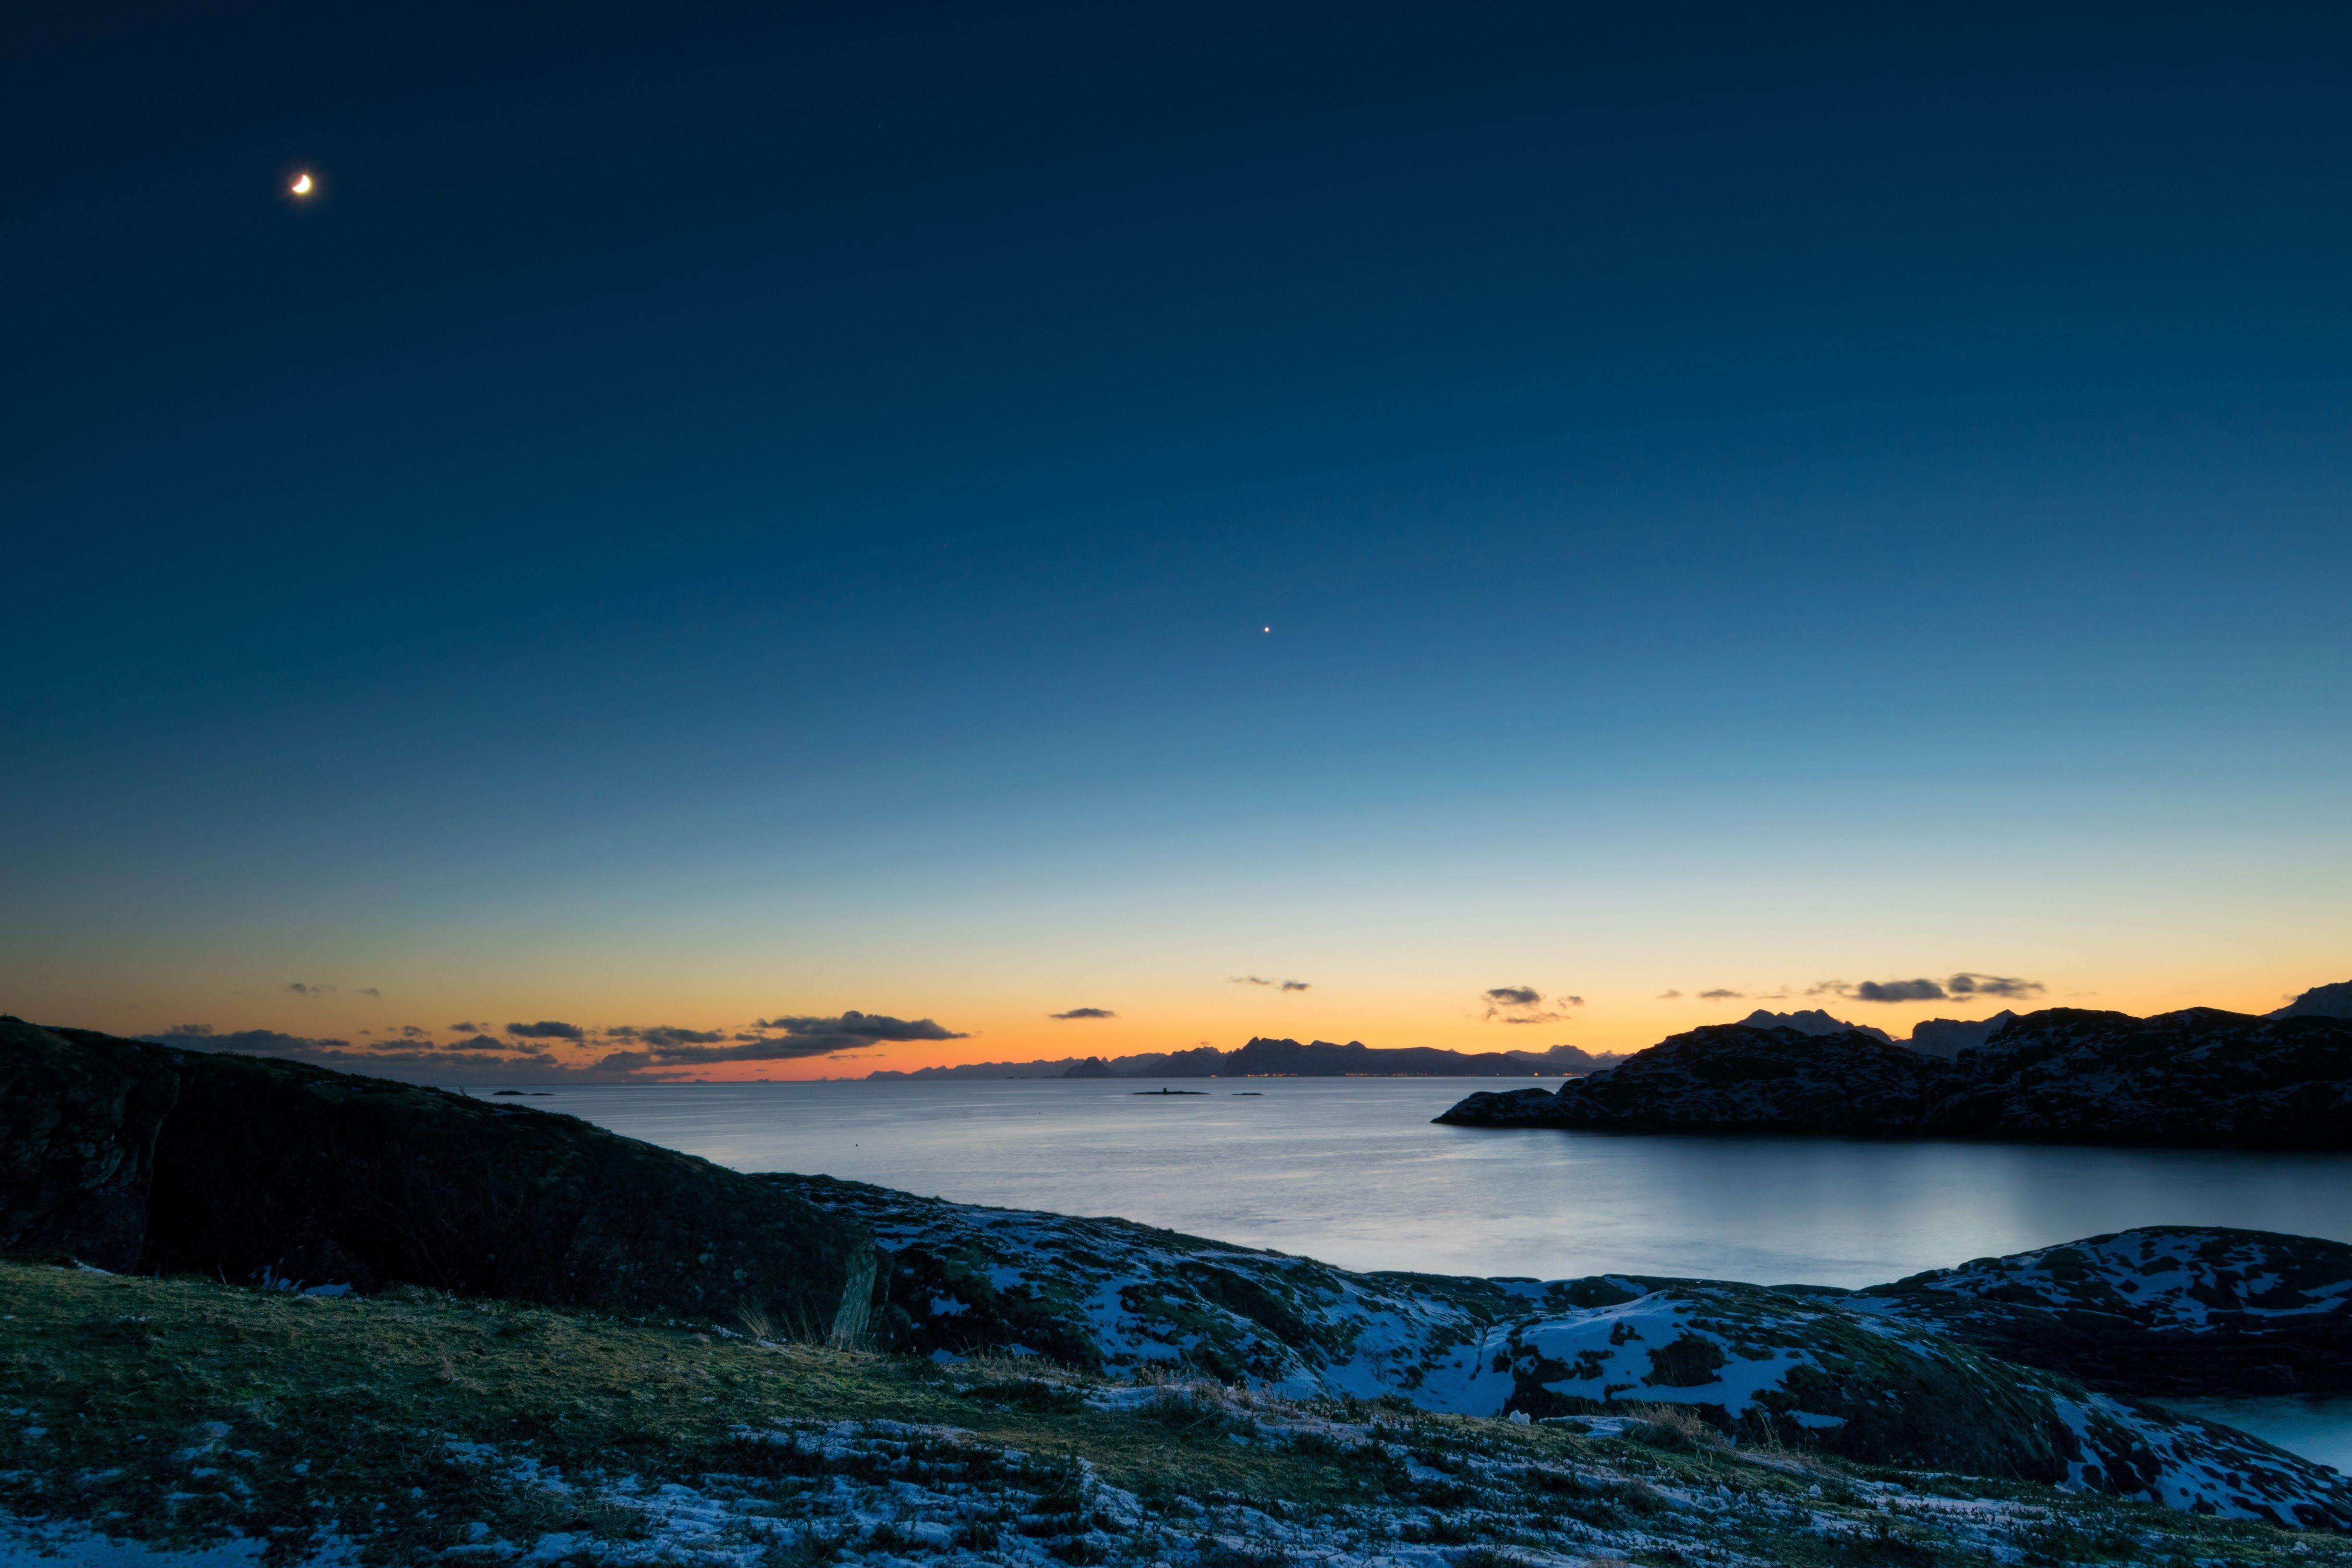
[1620,1401,1729,1453]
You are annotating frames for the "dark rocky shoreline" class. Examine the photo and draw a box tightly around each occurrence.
[1436,1005,2352,1149]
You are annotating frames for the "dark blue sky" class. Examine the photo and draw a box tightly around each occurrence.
[7,2,2349,1069]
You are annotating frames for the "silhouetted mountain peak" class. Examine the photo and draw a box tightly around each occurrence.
[1906,1011,2018,1059]
[1738,1008,1895,1044]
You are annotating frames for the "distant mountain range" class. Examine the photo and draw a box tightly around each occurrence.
[1733,1007,2024,1057]
[866,978,2352,1082]
[1736,1008,1896,1044]
[866,1037,1624,1080]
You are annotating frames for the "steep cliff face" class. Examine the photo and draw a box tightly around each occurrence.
[1437,1007,2352,1149]
[0,1018,180,1270]
[1437,1024,1952,1134]
[3,1021,878,1341]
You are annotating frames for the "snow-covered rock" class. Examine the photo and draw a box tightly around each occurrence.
[1831,1226,2352,1397]
[768,1175,2352,1528]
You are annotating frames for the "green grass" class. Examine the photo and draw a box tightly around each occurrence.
[1,1259,2346,1567]
[0,1261,1434,1559]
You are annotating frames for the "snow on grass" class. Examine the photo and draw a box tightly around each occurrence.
[11,1256,2352,1568]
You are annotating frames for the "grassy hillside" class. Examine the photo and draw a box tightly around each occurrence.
[2,1260,2346,1567]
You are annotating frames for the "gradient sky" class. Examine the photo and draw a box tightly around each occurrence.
[5,2,2350,1080]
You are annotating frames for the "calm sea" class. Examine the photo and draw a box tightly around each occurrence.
[497,1075,2352,1471]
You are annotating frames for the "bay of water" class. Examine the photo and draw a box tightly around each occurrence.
[499,1075,2352,1470]
[514,1076,2352,1285]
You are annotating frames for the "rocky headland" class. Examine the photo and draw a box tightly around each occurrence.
[1436,1005,2352,1148]
[1,1015,875,1339]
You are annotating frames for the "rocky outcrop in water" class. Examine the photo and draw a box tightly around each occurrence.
[1437,1006,2352,1148]
[2,1019,877,1339]
[772,1174,2352,1529]
[1438,1024,1949,1135]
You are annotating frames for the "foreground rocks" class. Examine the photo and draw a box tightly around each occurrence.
[1437,1006,2352,1148]
[13,1261,2350,1568]
[1,1017,874,1339]
[775,1174,2352,1527]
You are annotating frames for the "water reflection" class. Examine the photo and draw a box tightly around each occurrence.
[505,1076,2352,1286]
[2167,1397,2352,1476]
